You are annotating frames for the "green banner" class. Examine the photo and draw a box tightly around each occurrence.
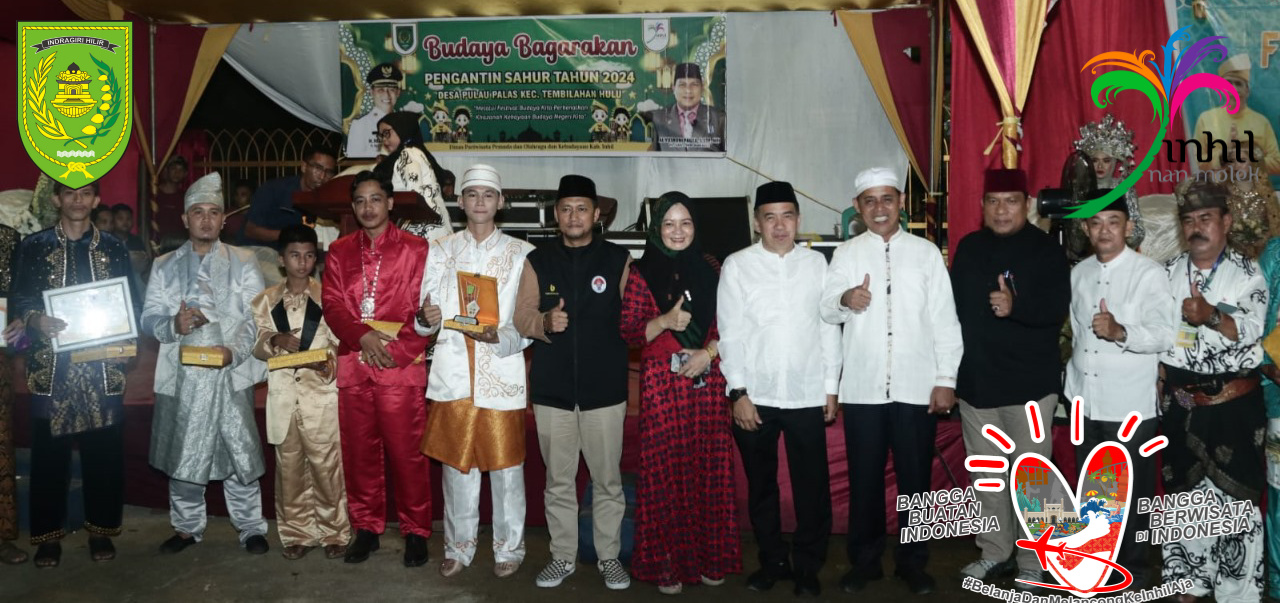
[17,22,132,187]
[340,16,728,157]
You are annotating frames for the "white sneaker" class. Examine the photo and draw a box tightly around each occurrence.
[598,558,631,590]
[1015,568,1043,591]
[535,559,575,587]
[959,558,1014,580]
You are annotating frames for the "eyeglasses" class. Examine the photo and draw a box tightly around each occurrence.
[306,161,337,176]
[375,130,395,140]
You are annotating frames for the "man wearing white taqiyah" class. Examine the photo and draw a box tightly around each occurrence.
[1191,53,1280,175]
[1064,192,1175,588]
[821,167,962,596]
[417,164,535,578]
[143,172,270,554]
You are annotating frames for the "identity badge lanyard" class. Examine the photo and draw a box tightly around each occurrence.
[1177,251,1225,349]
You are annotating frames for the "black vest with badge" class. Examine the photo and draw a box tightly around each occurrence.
[526,236,630,410]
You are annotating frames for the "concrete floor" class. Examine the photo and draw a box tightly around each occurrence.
[0,505,1061,603]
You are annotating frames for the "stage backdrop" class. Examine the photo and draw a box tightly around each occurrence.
[1176,0,1280,189]
[339,15,728,157]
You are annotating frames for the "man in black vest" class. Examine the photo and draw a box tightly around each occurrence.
[515,175,632,590]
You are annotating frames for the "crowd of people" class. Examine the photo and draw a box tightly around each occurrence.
[1,111,1279,603]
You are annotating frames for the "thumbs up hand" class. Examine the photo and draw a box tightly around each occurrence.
[989,273,1014,318]
[663,296,693,332]
[842,274,873,313]
[417,293,442,329]
[1182,281,1215,326]
[1091,298,1125,342]
[544,298,569,333]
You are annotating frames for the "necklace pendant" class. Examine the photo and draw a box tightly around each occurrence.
[360,295,375,317]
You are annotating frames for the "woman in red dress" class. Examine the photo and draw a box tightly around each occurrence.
[621,192,740,594]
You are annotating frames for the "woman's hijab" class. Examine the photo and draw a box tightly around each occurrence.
[373,111,447,185]
[632,192,718,348]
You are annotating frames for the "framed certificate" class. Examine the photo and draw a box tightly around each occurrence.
[42,276,137,353]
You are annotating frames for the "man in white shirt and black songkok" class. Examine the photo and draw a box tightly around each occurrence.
[718,181,840,597]
[821,167,962,596]
[1064,191,1175,589]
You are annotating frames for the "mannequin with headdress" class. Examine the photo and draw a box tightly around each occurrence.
[1065,114,1147,261]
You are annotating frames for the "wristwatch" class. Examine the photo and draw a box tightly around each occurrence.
[1206,308,1222,329]
[729,388,748,402]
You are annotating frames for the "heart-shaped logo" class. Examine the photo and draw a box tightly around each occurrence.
[1011,444,1133,597]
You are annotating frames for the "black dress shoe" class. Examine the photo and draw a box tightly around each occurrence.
[793,571,821,597]
[894,568,936,595]
[344,529,380,564]
[403,534,429,567]
[159,533,197,555]
[840,568,884,593]
[745,561,792,591]
[244,535,270,555]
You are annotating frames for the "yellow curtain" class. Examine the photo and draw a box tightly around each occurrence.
[838,11,926,187]
[135,24,237,238]
[158,25,237,169]
[951,0,1049,168]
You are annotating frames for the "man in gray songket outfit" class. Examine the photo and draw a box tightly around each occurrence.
[142,172,270,555]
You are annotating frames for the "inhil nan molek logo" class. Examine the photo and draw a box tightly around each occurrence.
[1068,27,1241,218]
[18,22,132,187]
[964,399,1169,597]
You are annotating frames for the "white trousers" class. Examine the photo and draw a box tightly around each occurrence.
[442,463,526,565]
[169,476,267,545]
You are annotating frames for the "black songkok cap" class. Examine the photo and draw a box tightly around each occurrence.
[1088,189,1129,217]
[557,175,597,203]
[673,62,703,81]
[755,181,798,209]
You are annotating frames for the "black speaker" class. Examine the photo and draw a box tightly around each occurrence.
[639,196,752,262]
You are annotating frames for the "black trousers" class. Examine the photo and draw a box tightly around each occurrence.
[29,418,125,543]
[845,403,936,574]
[732,405,832,574]
[1076,416,1158,581]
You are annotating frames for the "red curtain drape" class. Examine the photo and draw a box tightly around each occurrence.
[949,0,1186,259]
[874,7,934,185]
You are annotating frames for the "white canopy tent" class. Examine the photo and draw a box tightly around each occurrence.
[223,11,909,234]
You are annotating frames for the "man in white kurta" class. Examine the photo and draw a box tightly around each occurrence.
[1064,195,1175,588]
[142,172,269,554]
[820,167,963,596]
[416,164,534,579]
[719,181,841,597]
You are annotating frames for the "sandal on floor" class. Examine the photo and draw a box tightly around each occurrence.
[89,536,116,561]
[658,582,683,595]
[0,541,28,565]
[34,541,61,568]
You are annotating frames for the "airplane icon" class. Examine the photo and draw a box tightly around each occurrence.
[1017,525,1068,571]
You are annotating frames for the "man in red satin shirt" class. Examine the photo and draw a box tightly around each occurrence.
[321,170,432,567]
